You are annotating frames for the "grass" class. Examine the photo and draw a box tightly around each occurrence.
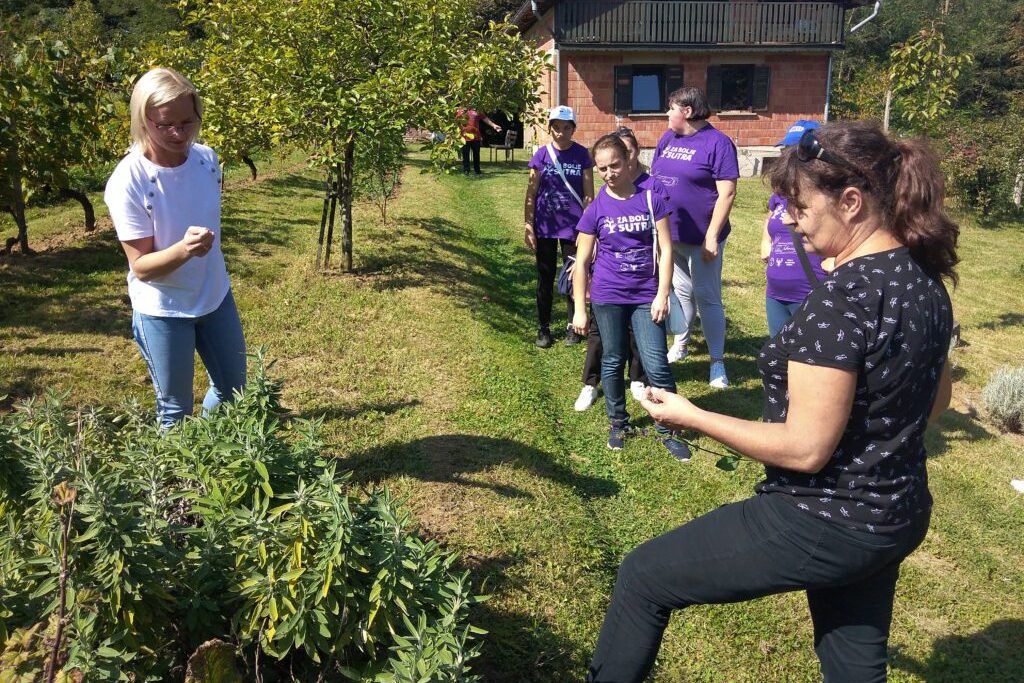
[2,149,1023,681]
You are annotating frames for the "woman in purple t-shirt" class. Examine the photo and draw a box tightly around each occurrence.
[650,86,738,389]
[524,106,594,348]
[571,135,689,459]
[575,127,662,412]
[760,193,828,337]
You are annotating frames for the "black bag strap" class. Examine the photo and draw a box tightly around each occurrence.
[785,224,822,287]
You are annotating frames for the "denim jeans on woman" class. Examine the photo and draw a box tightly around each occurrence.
[766,296,803,338]
[132,290,247,428]
[587,493,930,683]
[671,241,726,359]
[591,303,675,433]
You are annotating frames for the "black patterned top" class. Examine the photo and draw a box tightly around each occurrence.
[755,248,953,533]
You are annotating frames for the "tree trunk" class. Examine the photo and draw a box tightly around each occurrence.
[2,130,32,255]
[316,168,333,269]
[58,187,96,231]
[241,154,258,180]
[883,89,892,132]
[341,138,355,272]
[324,165,339,269]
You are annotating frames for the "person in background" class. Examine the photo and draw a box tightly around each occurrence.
[651,86,738,388]
[760,120,828,337]
[457,107,502,176]
[575,127,660,411]
[587,120,957,683]
[571,134,689,460]
[104,67,247,429]
[525,105,594,348]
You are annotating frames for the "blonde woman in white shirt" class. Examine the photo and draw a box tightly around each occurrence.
[104,67,246,427]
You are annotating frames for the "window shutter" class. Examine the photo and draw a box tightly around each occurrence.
[706,65,722,111]
[664,65,684,109]
[753,65,771,111]
[614,65,633,114]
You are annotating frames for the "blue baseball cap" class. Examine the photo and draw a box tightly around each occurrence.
[778,119,820,147]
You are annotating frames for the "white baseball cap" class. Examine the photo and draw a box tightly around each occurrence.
[549,106,576,124]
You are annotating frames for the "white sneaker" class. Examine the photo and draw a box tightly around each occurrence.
[667,337,688,363]
[575,384,599,411]
[709,361,729,389]
[630,381,647,402]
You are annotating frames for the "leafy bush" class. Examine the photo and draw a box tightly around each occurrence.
[355,129,406,227]
[982,366,1024,433]
[937,111,1024,217]
[0,355,485,681]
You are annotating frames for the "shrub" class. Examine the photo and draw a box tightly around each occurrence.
[937,113,1024,217]
[982,366,1024,433]
[0,355,485,681]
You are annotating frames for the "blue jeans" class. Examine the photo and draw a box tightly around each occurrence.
[766,296,803,338]
[671,241,726,360]
[132,290,247,428]
[592,303,676,433]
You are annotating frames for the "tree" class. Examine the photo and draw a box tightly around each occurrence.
[0,28,131,254]
[886,26,971,133]
[180,0,547,271]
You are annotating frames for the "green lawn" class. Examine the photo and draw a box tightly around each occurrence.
[2,150,1023,681]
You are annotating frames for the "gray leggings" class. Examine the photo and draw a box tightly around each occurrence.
[671,240,726,360]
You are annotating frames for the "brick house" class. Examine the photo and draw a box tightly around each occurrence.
[514,0,871,174]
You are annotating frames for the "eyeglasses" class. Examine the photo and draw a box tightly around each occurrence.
[147,117,198,135]
[797,129,861,174]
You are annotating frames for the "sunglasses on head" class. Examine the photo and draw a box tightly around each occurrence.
[797,129,862,176]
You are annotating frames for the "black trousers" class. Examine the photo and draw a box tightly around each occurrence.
[588,493,930,683]
[461,140,482,174]
[535,237,576,331]
[583,306,647,387]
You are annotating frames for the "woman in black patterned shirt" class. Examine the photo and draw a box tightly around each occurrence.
[587,121,957,683]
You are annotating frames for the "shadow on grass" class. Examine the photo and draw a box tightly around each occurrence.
[339,433,620,501]
[0,232,132,340]
[354,214,534,338]
[891,618,1024,683]
[464,552,586,682]
[294,399,420,423]
[978,312,1024,331]
[924,408,997,457]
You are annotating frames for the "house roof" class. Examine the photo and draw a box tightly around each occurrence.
[513,0,876,33]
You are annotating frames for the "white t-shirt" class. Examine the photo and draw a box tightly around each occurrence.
[104,143,231,318]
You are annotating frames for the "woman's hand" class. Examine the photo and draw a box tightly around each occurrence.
[651,292,669,323]
[572,308,589,336]
[524,224,537,252]
[702,235,719,262]
[640,387,701,431]
[183,226,214,257]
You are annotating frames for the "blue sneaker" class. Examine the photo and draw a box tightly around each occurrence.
[608,425,627,450]
[661,435,692,461]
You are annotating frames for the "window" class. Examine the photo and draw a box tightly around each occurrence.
[613,65,684,115]
[706,64,771,112]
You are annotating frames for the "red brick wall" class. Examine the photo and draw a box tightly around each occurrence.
[547,51,829,149]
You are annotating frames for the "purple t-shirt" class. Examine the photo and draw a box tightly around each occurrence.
[576,186,670,305]
[765,194,826,303]
[651,125,739,245]
[528,142,593,240]
[635,171,671,204]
